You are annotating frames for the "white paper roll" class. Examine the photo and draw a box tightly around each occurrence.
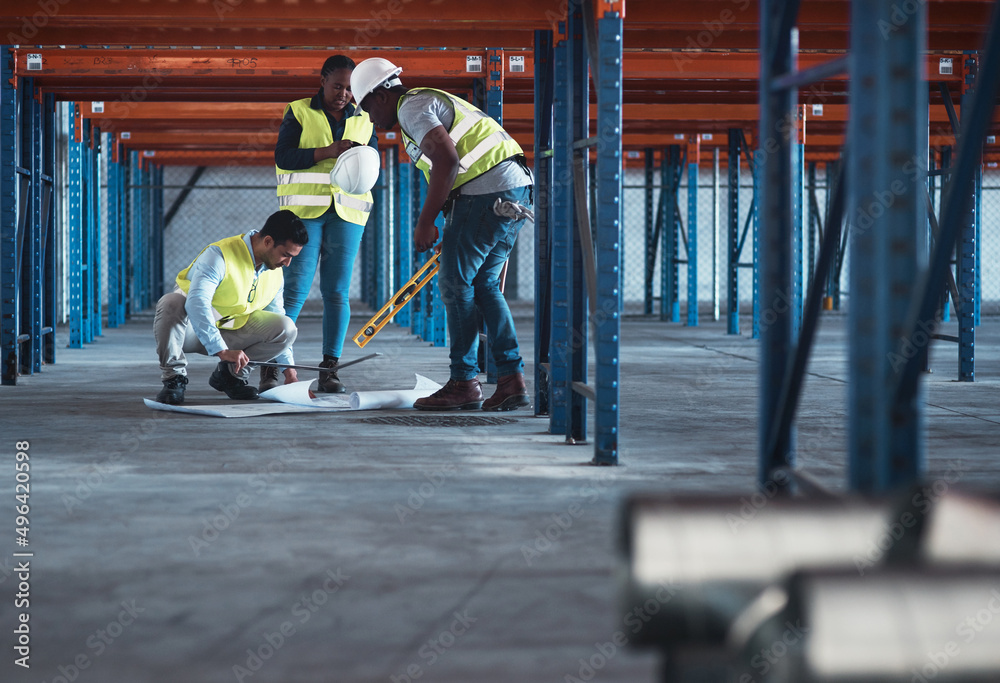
[349,374,441,410]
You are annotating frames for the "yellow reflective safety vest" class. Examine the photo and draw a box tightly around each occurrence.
[275,99,376,224]
[176,234,282,331]
[397,88,523,190]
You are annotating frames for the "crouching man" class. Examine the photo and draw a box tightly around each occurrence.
[153,210,309,404]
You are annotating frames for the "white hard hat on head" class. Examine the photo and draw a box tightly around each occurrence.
[329,145,381,195]
[351,57,403,109]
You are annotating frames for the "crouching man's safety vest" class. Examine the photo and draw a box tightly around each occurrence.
[397,87,523,190]
[176,234,283,330]
[275,101,375,225]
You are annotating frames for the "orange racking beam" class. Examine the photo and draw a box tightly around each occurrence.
[1,1,991,50]
[16,49,961,85]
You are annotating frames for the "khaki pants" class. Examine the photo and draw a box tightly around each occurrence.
[153,292,296,381]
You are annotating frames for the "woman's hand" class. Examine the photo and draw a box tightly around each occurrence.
[316,140,357,162]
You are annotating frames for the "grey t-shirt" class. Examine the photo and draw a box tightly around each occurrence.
[396,90,532,195]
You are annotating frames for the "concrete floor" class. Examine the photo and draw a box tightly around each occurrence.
[2,307,999,683]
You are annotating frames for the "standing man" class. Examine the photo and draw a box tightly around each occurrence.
[275,54,379,394]
[351,58,533,411]
[152,210,308,405]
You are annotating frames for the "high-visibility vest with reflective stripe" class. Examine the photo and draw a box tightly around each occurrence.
[275,99,376,224]
[176,234,283,330]
[397,88,523,190]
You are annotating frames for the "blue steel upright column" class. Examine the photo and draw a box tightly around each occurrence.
[549,30,571,436]
[565,5,587,445]
[0,48,17,382]
[534,29,555,417]
[68,106,84,348]
[727,129,741,335]
[23,77,42,373]
[484,47,504,384]
[593,8,624,465]
[957,52,978,382]
[758,1,797,487]
[686,135,699,327]
[849,0,926,491]
[396,160,412,328]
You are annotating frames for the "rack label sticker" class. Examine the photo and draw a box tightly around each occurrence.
[120,132,131,140]
[939,58,953,75]
[466,56,482,73]
[626,150,640,159]
[26,54,42,71]
[987,136,996,145]
[91,102,105,113]
[702,133,713,141]
[674,134,686,140]
[509,56,524,73]
[812,104,824,116]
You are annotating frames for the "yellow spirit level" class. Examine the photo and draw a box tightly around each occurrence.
[353,253,440,348]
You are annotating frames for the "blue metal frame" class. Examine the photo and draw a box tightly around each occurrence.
[1,47,18,382]
[152,163,165,300]
[792,136,804,338]
[660,146,681,322]
[644,148,655,316]
[396,158,413,328]
[106,138,125,327]
[727,130,741,335]
[566,5,587,444]
[757,0,798,487]
[957,53,978,382]
[68,106,84,348]
[849,0,927,491]
[974,156,982,327]
[88,127,102,339]
[593,10,624,465]
[549,31,571,436]
[533,29,554,417]
[752,149,761,339]
[484,47,505,384]
[41,93,55,365]
[686,140,699,327]
[19,76,42,374]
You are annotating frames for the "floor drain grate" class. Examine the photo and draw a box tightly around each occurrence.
[358,415,519,427]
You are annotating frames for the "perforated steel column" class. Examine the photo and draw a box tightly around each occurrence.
[593,10,624,465]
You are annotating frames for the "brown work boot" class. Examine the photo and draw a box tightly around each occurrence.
[258,365,282,393]
[414,378,484,411]
[482,372,530,412]
[318,355,346,394]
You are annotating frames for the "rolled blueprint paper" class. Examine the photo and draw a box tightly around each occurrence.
[349,374,441,410]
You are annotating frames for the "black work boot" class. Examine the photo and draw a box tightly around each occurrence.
[156,375,188,405]
[258,365,282,393]
[317,355,346,394]
[209,361,259,400]
[482,372,530,412]
[414,379,484,411]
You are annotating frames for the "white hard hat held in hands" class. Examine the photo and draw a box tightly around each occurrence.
[351,58,403,109]
[330,145,381,195]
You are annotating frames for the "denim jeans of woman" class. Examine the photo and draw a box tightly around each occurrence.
[438,185,531,381]
[282,210,365,359]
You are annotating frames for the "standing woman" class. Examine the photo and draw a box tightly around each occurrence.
[274,55,378,393]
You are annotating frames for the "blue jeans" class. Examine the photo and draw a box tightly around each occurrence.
[438,185,531,381]
[282,210,365,359]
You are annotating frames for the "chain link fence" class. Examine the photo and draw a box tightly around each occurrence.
[88,160,997,319]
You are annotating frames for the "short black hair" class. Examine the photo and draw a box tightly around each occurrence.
[321,55,356,77]
[261,210,308,246]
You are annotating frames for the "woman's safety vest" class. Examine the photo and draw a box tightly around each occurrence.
[175,235,283,330]
[397,88,523,189]
[275,100,375,225]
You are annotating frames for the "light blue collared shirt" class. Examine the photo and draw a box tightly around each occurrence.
[183,231,292,366]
